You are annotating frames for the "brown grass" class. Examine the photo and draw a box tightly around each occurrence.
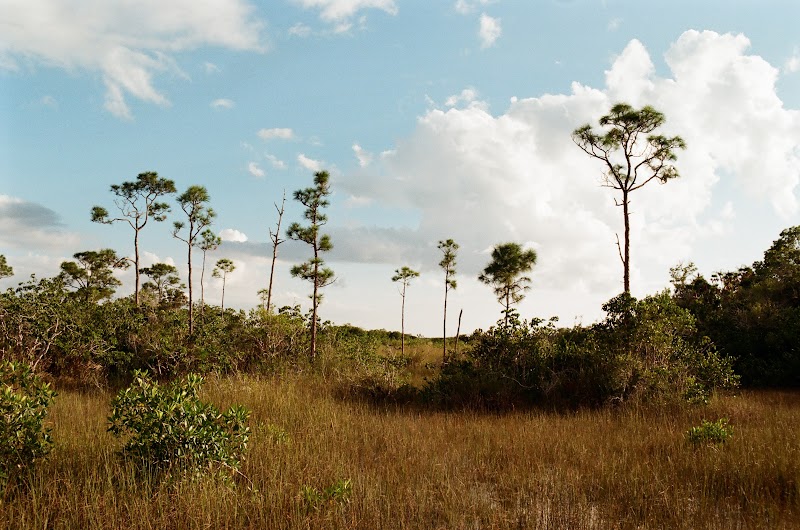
[2,377,798,529]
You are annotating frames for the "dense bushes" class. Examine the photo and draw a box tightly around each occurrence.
[0,361,56,490]
[673,226,800,387]
[424,293,738,409]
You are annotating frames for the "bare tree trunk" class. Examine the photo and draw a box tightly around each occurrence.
[221,275,226,313]
[134,229,140,306]
[623,191,630,293]
[187,244,194,336]
[400,283,406,357]
[442,283,448,363]
[267,191,286,313]
[200,250,207,310]
[455,309,463,357]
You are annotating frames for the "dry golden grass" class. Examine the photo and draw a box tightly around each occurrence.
[2,376,798,529]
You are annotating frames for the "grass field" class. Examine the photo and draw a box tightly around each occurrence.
[2,374,799,529]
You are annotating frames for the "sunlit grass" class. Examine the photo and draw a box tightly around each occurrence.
[2,377,798,529]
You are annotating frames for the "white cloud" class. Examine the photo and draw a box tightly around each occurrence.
[288,23,312,37]
[40,95,57,108]
[608,18,621,31]
[220,228,248,242]
[445,87,482,108]
[293,0,397,22]
[298,154,322,172]
[479,13,502,49]
[455,0,494,15]
[785,47,800,73]
[340,30,800,318]
[258,127,295,140]
[210,98,235,109]
[352,144,373,167]
[247,161,265,177]
[266,154,287,170]
[204,61,220,74]
[0,0,264,119]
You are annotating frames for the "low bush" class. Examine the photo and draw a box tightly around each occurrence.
[107,371,250,481]
[0,361,56,491]
[687,418,734,445]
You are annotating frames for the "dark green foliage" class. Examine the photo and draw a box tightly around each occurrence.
[0,361,56,490]
[478,242,537,325]
[673,226,800,387]
[108,371,250,479]
[287,170,335,362]
[59,248,130,302]
[424,293,737,410]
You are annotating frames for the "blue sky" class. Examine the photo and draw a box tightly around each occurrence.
[2,0,800,336]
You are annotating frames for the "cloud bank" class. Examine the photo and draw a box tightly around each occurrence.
[0,0,264,119]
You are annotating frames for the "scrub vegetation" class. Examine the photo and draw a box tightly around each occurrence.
[1,103,799,527]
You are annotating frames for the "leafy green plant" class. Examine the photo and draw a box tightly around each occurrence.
[299,478,352,512]
[107,371,250,480]
[0,361,56,490]
[687,418,734,446]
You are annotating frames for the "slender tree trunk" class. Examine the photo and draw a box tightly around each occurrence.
[400,284,406,357]
[504,290,511,326]
[187,243,194,336]
[267,192,285,313]
[200,251,207,309]
[623,191,630,293]
[443,283,448,363]
[134,229,140,306]
[455,308,463,357]
[221,276,226,313]
[310,244,319,362]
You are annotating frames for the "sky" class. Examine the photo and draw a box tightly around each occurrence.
[2,0,800,337]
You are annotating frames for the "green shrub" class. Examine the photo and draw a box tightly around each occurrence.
[687,418,734,445]
[299,478,352,512]
[107,371,250,480]
[0,361,56,490]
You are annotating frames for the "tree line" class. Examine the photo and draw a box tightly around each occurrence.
[0,102,796,398]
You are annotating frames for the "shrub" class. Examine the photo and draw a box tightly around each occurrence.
[299,478,353,512]
[107,371,250,480]
[0,361,56,490]
[687,418,734,445]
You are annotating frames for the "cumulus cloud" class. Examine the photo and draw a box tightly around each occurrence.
[298,154,322,172]
[220,229,248,242]
[0,0,264,119]
[258,127,295,140]
[478,13,501,48]
[340,30,800,309]
[293,0,397,23]
[247,161,265,177]
[210,98,235,109]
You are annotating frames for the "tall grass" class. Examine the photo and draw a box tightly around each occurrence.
[2,377,798,529]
